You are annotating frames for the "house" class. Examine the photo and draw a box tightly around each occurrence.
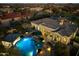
[0,12,22,20]
[1,33,21,49]
[30,7,43,12]
[0,12,31,21]
[31,18,78,45]
[45,9,52,13]
[0,12,31,28]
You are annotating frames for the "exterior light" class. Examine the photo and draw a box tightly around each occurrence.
[42,40,45,42]
[40,51,44,54]
[47,47,51,52]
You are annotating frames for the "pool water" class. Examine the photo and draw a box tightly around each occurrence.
[15,36,43,56]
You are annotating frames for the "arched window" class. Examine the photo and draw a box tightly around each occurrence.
[57,36,60,42]
[62,37,67,44]
[54,38,56,41]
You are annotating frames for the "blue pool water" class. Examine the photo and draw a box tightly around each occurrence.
[15,36,43,56]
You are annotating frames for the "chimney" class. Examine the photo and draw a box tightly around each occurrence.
[59,17,65,25]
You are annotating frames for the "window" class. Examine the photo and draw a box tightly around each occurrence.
[50,35,52,37]
[57,36,60,42]
[54,39,56,41]
[38,26,40,30]
[63,37,67,43]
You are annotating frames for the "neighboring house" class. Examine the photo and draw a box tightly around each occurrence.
[1,33,21,49]
[30,7,43,12]
[45,9,53,13]
[0,12,31,22]
[31,18,78,45]
[0,12,22,20]
[1,18,12,27]
[0,7,13,13]
[0,12,31,28]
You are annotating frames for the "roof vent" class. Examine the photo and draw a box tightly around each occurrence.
[59,19,64,25]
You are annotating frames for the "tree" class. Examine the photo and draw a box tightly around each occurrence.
[54,42,68,56]
[13,6,22,12]
[0,20,2,25]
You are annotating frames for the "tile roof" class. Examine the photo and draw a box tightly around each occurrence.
[4,33,20,42]
[32,18,60,29]
[0,12,31,19]
[32,18,77,36]
[58,23,77,36]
